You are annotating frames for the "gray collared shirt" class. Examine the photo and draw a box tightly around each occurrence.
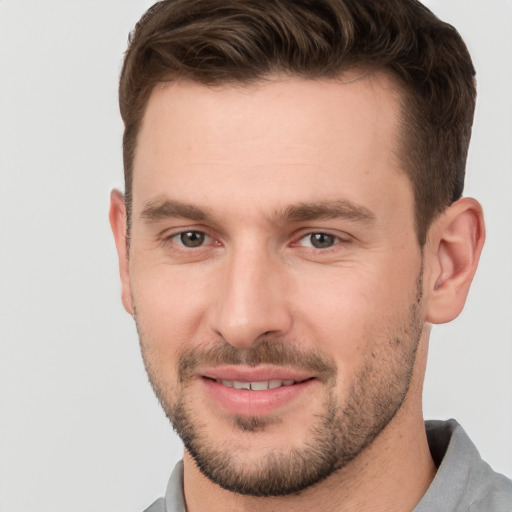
[143,419,512,511]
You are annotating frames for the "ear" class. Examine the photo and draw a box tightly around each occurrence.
[425,197,485,324]
[109,189,135,315]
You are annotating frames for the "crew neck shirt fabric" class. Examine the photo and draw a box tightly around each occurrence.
[143,419,512,512]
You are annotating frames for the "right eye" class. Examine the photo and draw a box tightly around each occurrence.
[170,230,210,248]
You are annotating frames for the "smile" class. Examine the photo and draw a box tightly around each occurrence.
[201,374,318,417]
[216,379,301,390]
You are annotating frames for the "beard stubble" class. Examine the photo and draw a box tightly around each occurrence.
[136,271,424,497]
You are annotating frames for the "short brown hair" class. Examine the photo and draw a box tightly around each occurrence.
[119,0,476,245]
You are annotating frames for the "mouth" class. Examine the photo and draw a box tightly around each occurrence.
[198,367,318,417]
[209,378,309,390]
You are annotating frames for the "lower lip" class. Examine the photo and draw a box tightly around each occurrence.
[200,378,317,417]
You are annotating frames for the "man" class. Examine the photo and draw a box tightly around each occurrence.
[110,0,512,510]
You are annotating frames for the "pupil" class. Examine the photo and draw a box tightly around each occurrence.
[181,231,204,247]
[311,233,334,248]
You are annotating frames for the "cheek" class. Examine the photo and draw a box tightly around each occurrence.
[130,263,215,362]
[292,261,418,368]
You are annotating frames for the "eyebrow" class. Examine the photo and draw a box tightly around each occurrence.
[140,198,211,223]
[140,197,375,225]
[275,200,376,224]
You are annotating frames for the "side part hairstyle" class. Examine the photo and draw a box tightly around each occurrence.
[119,0,476,245]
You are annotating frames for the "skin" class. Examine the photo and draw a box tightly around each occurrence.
[110,73,485,511]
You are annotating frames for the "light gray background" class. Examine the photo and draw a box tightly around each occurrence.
[0,1,510,511]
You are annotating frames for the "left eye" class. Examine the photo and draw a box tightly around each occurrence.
[298,233,340,249]
[173,231,209,248]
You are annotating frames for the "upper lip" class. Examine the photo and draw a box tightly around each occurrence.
[199,365,315,383]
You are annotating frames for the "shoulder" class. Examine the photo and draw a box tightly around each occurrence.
[143,497,165,512]
[465,456,512,512]
[416,419,512,511]
[467,474,512,512]
[141,460,186,512]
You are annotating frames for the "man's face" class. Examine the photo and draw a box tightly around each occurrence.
[125,75,427,495]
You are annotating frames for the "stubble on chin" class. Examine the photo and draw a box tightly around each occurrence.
[135,267,425,497]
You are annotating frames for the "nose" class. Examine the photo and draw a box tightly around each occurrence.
[208,243,293,349]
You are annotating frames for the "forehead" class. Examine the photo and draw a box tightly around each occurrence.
[132,73,411,225]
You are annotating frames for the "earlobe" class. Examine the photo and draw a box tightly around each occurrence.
[425,198,485,324]
[109,189,135,315]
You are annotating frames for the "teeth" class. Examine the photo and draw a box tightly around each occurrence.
[217,379,297,390]
[233,381,251,390]
[250,381,269,391]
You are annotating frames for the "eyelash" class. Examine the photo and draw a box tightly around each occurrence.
[165,230,216,249]
[163,229,350,253]
[293,232,346,250]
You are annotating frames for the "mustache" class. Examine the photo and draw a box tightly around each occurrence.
[178,339,337,384]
